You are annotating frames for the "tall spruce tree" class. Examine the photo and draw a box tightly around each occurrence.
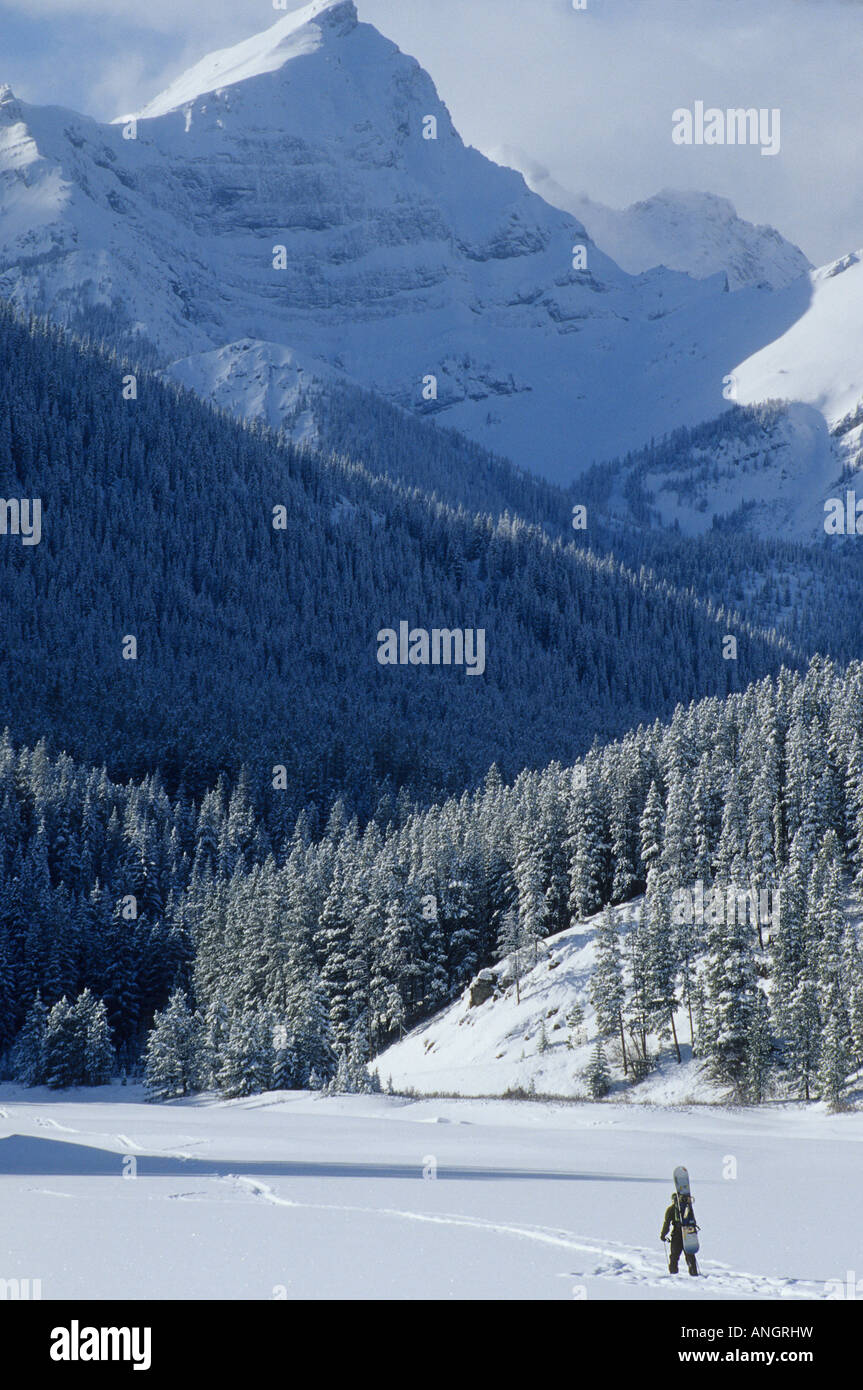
[590,907,627,1074]
[144,990,200,1100]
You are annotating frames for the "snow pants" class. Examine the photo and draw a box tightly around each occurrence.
[668,1229,698,1276]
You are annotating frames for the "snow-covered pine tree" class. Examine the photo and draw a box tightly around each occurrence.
[43,996,85,1089]
[288,968,335,1087]
[815,857,852,1107]
[497,906,529,1004]
[513,822,548,966]
[315,860,356,1055]
[198,993,230,1091]
[144,989,201,1100]
[713,782,747,886]
[379,860,428,1038]
[745,985,772,1104]
[659,770,693,894]
[848,935,863,1073]
[79,989,114,1085]
[217,1009,274,1098]
[770,835,809,1040]
[590,906,627,1074]
[607,745,641,903]
[818,980,850,1110]
[347,1019,381,1093]
[12,992,48,1086]
[787,975,821,1102]
[689,753,716,887]
[644,866,682,1062]
[702,887,763,1099]
[638,780,664,882]
[271,1020,298,1091]
[624,908,652,1076]
[586,1038,611,1099]
[567,785,607,922]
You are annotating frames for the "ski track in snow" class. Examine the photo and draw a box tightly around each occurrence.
[224,1175,826,1300]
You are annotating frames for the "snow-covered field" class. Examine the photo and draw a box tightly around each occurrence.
[1,1086,860,1301]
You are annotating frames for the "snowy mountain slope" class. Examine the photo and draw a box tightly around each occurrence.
[376,901,720,1104]
[0,1,813,483]
[496,156,811,292]
[167,338,336,440]
[130,0,346,119]
[580,402,841,541]
[378,887,863,1108]
[733,252,863,463]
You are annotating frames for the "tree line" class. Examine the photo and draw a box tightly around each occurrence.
[1,655,861,1106]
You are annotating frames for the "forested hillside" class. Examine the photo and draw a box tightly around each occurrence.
[0,305,796,820]
[2,657,862,1107]
[167,653,863,1104]
[291,375,863,664]
[2,309,862,1105]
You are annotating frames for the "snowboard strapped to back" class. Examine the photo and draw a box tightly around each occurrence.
[673,1165,700,1255]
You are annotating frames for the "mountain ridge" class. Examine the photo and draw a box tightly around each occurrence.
[0,5,815,484]
[126,0,361,122]
[492,151,813,293]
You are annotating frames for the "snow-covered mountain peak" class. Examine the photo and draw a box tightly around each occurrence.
[495,149,811,293]
[585,186,811,291]
[129,0,358,120]
[0,86,23,122]
[0,4,847,487]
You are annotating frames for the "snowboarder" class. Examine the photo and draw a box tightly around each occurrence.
[661,1191,699,1276]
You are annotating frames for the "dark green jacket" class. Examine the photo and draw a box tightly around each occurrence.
[660,1197,693,1238]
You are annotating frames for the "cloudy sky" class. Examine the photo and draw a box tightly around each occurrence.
[0,0,859,265]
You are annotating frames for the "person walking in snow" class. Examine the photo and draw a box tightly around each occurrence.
[661,1191,699,1276]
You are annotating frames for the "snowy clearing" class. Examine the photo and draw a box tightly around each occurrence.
[1,1086,860,1301]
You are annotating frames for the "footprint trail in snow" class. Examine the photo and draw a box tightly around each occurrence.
[224,1174,827,1301]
